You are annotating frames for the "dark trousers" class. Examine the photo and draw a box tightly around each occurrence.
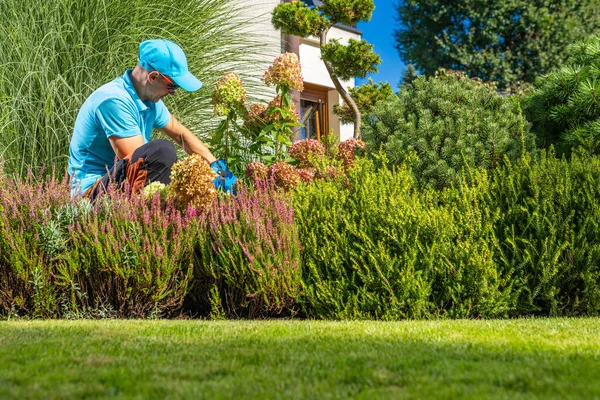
[86,139,177,201]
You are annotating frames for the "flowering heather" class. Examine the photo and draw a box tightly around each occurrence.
[168,154,217,212]
[268,95,300,125]
[243,103,269,135]
[269,162,301,191]
[211,72,247,116]
[246,161,269,182]
[337,138,366,169]
[263,52,304,91]
[297,168,316,184]
[289,139,326,168]
[197,181,301,317]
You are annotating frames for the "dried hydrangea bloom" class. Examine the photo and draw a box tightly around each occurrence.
[211,72,247,117]
[246,161,269,182]
[296,168,316,184]
[337,138,366,169]
[141,181,167,202]
[263,52,304,91]
[268,162,301,191]
[169,154,218,211]
[243,103,269,135]
[289,139,326,168]
[267,96,300,125]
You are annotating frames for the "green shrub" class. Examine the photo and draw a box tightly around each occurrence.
[485,151,600,316]
[523,35,600,154]
[293,158,511,319]
[362,70,534,189]
[0,0,266,177]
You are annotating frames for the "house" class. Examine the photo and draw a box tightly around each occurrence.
[236,0,362,142]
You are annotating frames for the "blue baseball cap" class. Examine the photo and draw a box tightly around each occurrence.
[138,39,202,92]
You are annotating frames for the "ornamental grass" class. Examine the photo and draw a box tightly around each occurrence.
[0,0,269,178]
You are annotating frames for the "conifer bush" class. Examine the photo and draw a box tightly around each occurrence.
[484,151,600,316]
[363,70,534,189]
[523,35,600,154]
[293,158,510,319]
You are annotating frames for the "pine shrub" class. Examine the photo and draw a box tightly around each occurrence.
[363,70,534,189]
[523,34,600,154]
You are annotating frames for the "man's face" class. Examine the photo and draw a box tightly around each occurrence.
[147,71,177,102]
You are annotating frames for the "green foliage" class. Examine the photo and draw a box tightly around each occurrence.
[400,64,419,90]
[394,0,600,89]
[321,39,380,81]
[484,151,600,316]
[523,35,600,154]
[272,1,327,37]
[321,0,374,26]
[293,158,510,319]
[0,0,267,177]
[333,79,393,124]
[362,70,533,189]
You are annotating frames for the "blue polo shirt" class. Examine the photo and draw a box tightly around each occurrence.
[68,69,171,196]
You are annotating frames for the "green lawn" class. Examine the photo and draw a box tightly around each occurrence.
[0,319,599,399]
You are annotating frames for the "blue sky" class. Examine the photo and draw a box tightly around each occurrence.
[356,1,405,90]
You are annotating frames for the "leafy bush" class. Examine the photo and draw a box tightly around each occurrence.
[0,0,266,177]
[485,151,600,316]
[362,70,534,189]
[293,158,510,319]
[523,35,600,154]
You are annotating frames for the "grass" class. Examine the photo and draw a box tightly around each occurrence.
[0,319,599,399]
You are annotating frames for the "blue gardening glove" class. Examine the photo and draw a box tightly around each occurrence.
[210,159,237,195]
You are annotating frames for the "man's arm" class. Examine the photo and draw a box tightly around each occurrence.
[109,134,145,159]
[159,114,216,164]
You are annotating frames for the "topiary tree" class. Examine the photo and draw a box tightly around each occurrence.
[523,35,600,155]
[272,0,381,138]
[363,69,534,189]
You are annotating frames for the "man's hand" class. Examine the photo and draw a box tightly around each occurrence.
[210,159,237,194]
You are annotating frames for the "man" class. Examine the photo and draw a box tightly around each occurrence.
[68,39,236,200]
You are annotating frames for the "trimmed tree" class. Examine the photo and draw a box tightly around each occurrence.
[272,0,381,138]
[394,0,600,89]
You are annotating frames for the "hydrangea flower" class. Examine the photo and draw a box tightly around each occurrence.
[211,72,247,117]
[141,181,167,202]
[267,96,300,125]
[289,139,326,168]
[263,53,304,91]
[169,154,218,211]
[246,161,269,182]
[337,138,366,169]
[243,103,269,135]
[268,162,300,191]
[296,168,316,184]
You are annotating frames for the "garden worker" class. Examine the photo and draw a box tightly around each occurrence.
[67,39,236,200]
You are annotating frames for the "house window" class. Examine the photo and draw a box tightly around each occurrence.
[300,83,328,140]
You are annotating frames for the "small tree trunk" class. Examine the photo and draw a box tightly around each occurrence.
[319,30,362,139]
